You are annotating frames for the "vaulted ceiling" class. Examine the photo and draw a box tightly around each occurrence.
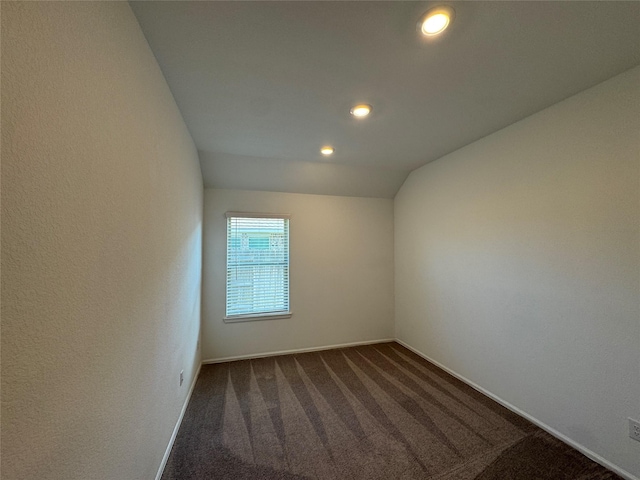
[131,1,640,198]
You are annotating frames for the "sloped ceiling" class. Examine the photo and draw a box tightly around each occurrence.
[131,1,640,198]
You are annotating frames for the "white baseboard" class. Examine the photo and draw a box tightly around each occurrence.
[201,338,395,364]
[394,339,639,480]
[155,363,202,480]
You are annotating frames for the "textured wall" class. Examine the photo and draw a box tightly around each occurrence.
[202,189,394,360]
[1,3,203,479]
[395,67,640,477]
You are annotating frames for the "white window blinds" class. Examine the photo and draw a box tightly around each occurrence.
[225,213,290,319]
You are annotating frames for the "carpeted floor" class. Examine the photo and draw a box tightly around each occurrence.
[162,342,621,479]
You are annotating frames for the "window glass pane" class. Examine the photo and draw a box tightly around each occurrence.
[226,215,289,317]
[248,237,270,250]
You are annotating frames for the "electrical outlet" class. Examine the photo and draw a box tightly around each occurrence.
[629,418,640,442]
[180,370,184,387]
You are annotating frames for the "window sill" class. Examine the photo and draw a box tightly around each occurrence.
[224,311,293,323]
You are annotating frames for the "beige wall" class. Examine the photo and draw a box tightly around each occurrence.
[395,67,640,477]
[202,189,394,360]
[1,3,203,479]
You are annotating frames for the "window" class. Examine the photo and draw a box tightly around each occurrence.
[225,212,291,321]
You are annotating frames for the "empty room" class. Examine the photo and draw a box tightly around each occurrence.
[1,1,639,479]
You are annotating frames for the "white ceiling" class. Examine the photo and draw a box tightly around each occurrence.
[130,1,640,198]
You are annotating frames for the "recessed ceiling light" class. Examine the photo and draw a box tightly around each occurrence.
[419,6,455,36]
[350,104,372,118]
[320,146,334,156]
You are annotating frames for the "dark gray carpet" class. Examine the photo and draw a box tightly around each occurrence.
[161,342,621,479]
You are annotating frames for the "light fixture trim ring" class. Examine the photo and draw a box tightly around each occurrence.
[350,104,373,118]
[320,146,335,156]
[418,5,456,36]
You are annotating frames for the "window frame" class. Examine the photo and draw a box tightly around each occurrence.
[223,211,292,323]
